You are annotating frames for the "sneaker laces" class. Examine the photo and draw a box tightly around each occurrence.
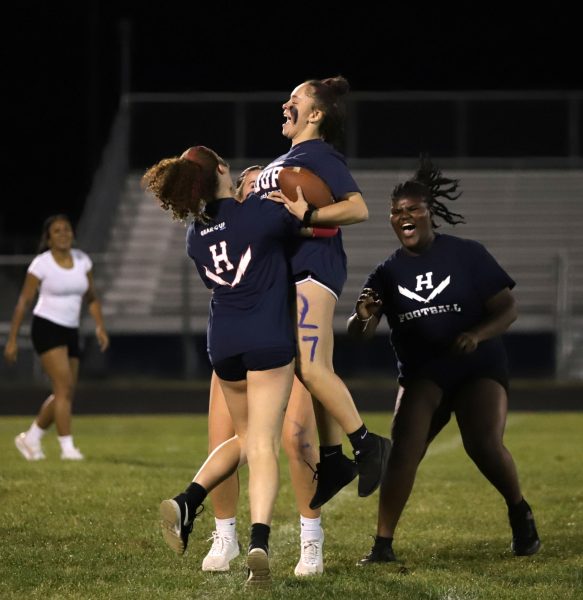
[300,539,322,566]
[206,530,236,556]
[184,504,204,534]
[304,460,319,483]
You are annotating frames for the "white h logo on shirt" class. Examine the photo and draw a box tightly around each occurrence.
[209,242,234,274]
[415,272,434,291]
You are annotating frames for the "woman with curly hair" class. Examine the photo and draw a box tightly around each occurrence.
[348,157,540,564]
[143,146,304,587]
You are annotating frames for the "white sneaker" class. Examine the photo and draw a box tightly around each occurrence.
[201,530,240,571]
[294,531,324,576]
[61,447,84,460]
[14,433,45,461]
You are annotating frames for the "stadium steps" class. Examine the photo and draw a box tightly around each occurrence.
[96,170,583,353]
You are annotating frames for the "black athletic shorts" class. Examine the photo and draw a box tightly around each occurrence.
[30,315,81,358]
[213,346,295,382]
[400,338,509,397]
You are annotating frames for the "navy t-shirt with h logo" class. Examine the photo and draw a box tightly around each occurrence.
[363,234,516,381]
[186,195,300,365]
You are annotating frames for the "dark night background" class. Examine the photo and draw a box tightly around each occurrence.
[4,4,580,252]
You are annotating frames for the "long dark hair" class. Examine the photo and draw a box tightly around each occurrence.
[38,214,73,253]
[304,75,350,150]
[391,155,465,227]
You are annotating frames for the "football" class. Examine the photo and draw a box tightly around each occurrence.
[277,167,334,208]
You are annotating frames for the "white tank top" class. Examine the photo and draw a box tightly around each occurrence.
[28,249,92,328]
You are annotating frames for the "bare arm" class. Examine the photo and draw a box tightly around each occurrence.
[347,287,383,341]
[452,287,517,353]
[4,273,40,364]
[85,271,109,352]
[268,187,369,226]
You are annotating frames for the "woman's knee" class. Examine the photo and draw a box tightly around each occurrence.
[282,424,315,462]
[53,380,75,401]
[246,437,280,460]
[462,433,504,462]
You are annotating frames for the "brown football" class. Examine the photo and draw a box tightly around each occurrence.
[277,166,334,208]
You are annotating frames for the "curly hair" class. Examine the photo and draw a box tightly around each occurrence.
[303,75,350,150]
[141,146,220,222]
[391,155,465,227]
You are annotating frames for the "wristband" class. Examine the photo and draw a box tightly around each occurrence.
[302,207,316,227]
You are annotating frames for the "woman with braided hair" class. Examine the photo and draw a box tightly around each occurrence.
[348,157,540,564]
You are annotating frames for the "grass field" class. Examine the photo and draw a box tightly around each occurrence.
[1,412,582,599]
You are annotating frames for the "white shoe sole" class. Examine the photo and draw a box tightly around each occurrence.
[160,499,186,555]
[61,452,84,461]
[246,548,271,587]
[14,433,45,461]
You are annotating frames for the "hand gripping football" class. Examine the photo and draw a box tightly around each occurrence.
[277,167,334,208]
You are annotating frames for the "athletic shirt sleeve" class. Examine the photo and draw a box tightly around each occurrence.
[258,195,302,235]
[289,150,360,200]
[79,250,93,273]
[27,254,47,280]
[463,239,516,302]
[362,260,393,317]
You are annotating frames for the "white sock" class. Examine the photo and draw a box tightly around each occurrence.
[58,435,75,452]
[300,515,322,541]
[215,517,237,539]
[26,422,46,445]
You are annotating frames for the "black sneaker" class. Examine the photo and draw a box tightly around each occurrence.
[354,433,392,497]
[509,505,541,556]
[358,536,397,566]
[308,454,358,510]
[159,496,203,555]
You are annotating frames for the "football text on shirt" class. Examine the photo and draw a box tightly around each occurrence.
[254,161,284,197]
[398,303,462,323]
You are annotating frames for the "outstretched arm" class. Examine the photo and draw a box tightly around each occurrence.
[85,271,109,352]
[347,287,383,341]
[4,273,40,364]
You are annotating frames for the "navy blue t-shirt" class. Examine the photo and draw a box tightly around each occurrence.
[187,194,300,365]
[254,139,361,297]
[363,234,516,379]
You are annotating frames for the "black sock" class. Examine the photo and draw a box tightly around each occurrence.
[175,482,207,517]
[508,497,530,516]
[348,423,375,453]
[319,444,343,462]
[374,535,393,548]
[249,522,270,553]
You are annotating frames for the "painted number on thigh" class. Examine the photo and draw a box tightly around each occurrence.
[298,293,319,361]
[301,335,319,362]
[298,293,317,330]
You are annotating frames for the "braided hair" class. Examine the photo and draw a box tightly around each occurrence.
[392,155,465,227]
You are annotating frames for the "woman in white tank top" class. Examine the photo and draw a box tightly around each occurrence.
[4,214,109,461]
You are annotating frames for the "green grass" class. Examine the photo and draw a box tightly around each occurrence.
[1,413,582,599]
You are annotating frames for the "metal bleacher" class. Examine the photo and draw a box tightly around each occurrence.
[97,168,583,340]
